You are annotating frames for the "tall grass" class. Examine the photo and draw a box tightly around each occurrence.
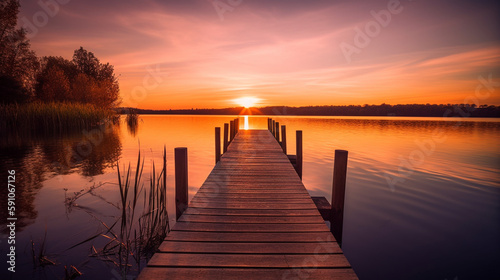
[125,109,139,136]
[111,146,170,274]
[125,109,139,127]
[64,147,170,277]
[0,102,118,134]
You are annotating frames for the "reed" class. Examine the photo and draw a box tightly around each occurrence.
[0,102,117,134]
[125,109,139,127]
[125,109,139,136]
[114,147,170,273]
[64,147,170,277]
[30,227,56,268]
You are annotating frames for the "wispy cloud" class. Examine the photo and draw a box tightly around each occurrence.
[18,0,500,108]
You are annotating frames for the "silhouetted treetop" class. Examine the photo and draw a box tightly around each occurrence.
[0,0,39,103]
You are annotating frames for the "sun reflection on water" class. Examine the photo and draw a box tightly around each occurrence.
[244,115,249,130]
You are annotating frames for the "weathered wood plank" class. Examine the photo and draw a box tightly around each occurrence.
[196,190,308,195]
[147,253,351,268]
[178,215,326,224]
[188,202,317,210]
[158,241,342,254]
[137,268,358,280]
[165,231,336,243]
[172,222,329,232]
[196,188,309,194]
[199,183,307,188]
[183,208,322,216]
[191,193,310,199]
[190,198,314,204]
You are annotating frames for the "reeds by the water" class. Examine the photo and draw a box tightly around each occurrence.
[125,109,139,127]
[0,102,117,134]
[125,109,139,136]
[63,147,170,278]
[113,147,170,273]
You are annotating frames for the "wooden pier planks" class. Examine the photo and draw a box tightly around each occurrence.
[137,130,358,280]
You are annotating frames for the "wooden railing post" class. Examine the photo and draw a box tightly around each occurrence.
[275,122,280,142]
[230,120,234,142]
[175,147,188,221]
[223,123,229,153]
[272,120,276,136]
[267,118,271,131]
[281,125,287,154]
[330,150,348,247]
[235,118,239,134]
[296,130,303,179]
[215,127,221,164]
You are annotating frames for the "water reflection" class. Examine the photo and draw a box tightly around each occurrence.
[126,115,140,137]
[0,122,122,234]
[243,115,249,130]
[0,115,498,280]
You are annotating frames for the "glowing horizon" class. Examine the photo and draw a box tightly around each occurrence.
[232,97,262,108]
[18,0,500,109]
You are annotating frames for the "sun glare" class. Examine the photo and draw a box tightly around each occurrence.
[233,97,261,108]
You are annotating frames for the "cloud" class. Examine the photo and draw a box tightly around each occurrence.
[18,0,500,108]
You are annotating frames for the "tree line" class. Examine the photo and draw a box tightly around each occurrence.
[120,104,500,118]
[0,0,119,109]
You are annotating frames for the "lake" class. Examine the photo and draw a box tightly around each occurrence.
[1,115,499,280]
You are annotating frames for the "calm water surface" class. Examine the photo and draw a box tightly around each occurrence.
[1,115,499,280]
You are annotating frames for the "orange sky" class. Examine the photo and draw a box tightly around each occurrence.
[19,0,500,109]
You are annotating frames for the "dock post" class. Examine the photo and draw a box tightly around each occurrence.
[215,127,221,164]
[330,150,348,247]
[175,147,188,221]
[267,118,271,131]
[234,118,238,135]
[230,120,234,142]
[272,120,276,136]
[281,125,287,154]
[296,130,303,179]
[223,123,229,153]
[275,122,280,142]
[235,118,239,134]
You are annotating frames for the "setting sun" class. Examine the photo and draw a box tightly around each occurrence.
[233,97,261,108]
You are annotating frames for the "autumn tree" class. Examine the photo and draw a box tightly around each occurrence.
[72,47,120,108]
[0,0,39,103]
[35,47,120,108]
[39,66,70,102]
[36,56,77,101]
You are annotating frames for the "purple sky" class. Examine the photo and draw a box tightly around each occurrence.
[19,0,500,109]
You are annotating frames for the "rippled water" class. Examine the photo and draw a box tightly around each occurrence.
[1,115,499,279]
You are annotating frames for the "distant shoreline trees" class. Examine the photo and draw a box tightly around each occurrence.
[119,104,500,118]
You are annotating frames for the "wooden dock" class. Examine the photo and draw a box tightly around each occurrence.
[138,129,358,279]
